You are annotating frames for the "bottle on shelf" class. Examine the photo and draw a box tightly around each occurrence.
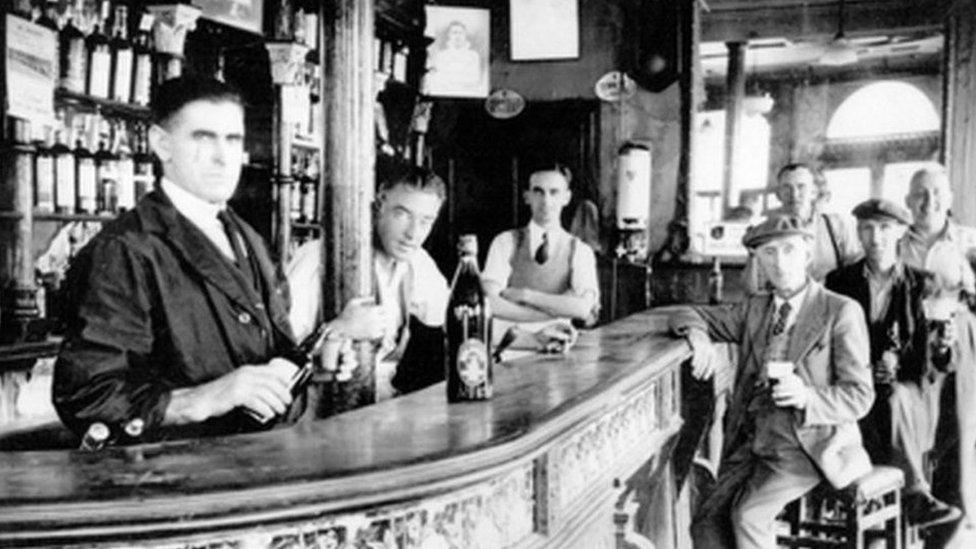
[301,151,319,223]
[74,115,97,214]
[130,10,154,106]
[445,235,493,402]
[708,256,723,305]
[85,0,112,99]
[94,116,119,214]
[115,121,136,211]
[273,0,294,41]
[289,152,302,222]
[53,111,77,214]
[59,0,88,94]
[132,123,154,201]
[35,0,61,32]
[34,125,57,213]
[109,3,133,103]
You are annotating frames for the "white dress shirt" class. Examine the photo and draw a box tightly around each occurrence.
[161,178,235,261]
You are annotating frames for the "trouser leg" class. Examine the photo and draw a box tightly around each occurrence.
[731,448,822,549]
[890,380,942,493]
[691,446,755,549]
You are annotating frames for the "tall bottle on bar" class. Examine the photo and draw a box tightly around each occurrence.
[445,235,493,402]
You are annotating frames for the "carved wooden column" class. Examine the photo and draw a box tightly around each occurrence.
[721,42,746,218]
[0,120,37,343]
[147,4,201,81]
[944,0,976,226]
[676,0,701,225]
[266,42,310,260]
[319,0,376,415]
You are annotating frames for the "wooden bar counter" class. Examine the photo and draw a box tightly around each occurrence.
[0,310,691,549]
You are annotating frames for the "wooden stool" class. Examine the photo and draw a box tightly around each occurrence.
[776,466,904,548]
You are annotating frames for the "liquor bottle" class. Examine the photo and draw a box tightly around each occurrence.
[132,124,154,200]
[35,0,60,32]
[53,113,76,213]
[301,151,319,223]
[708,256,723,305]
[79,422,111,451]
[115,121,136,210]
[289,153,302,222]
[272,0,293,41]
[59,1,88,93]
[86,0,112,98]
[94,118,119,214]
[109,4,133,103]
[130,11,154,106]
[75,116,97,213]
[34,126,56,213]
[445,235,493,402]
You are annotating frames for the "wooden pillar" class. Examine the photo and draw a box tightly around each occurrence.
[0,119,37,343]
[944,0,976,226]
[721,42,746,218]
[319,0,376,415]
[675,0,701,225]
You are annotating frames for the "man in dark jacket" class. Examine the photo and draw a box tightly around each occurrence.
[825,198,960,526]
[53,76,382,441]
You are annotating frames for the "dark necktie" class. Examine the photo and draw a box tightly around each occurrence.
[771,301,792,336]
[534,232,549,264]
[217,209,256,291]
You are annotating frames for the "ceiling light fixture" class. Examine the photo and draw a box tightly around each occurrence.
[819,0,859,66]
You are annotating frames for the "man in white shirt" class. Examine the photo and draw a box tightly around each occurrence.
[288,166,577,400]
[54,76,382,440]
[482,164,600,326]
[899,166,976,294]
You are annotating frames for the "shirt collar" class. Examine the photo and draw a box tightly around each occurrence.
[772,280,809,312]
[161,177,225,224]
[907,219,955,243]
[863,260,904,282]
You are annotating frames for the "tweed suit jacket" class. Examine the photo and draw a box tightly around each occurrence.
[670,282,875,488]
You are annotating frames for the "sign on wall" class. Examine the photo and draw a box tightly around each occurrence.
[5,14,56,124]
[509,0,579,61]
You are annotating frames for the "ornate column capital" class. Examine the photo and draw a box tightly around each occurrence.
[265,42,310,86]
[147,3,202,57]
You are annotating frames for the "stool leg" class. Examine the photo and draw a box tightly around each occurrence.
[892,490,902,549]
[851,498,865,549]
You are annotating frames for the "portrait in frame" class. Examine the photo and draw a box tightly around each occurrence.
[424,6,490,98]
[191,0,264,35]
[509,0,580,61]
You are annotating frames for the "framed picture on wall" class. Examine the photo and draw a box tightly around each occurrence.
[509,0,579,61]
[424,6,490,98]
[191,0,263,35]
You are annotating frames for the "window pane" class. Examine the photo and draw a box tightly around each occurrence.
[823,167,872,215]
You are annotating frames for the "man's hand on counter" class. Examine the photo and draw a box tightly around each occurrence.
[685,328,716,380]
[164,358,298,425]
[533,321,579,353]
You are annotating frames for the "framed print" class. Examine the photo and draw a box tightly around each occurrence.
[191,0,263,35]
[509,0,579,61]
[424,6,490,98]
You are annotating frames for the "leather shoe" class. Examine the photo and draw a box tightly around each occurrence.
[905,492,962,527]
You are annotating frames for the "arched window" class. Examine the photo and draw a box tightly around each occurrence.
[826,81,939,140]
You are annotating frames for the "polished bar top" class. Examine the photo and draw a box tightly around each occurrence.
[0,310,689,537]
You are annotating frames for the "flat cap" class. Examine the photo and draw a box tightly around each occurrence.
[742,215,814,248]
[851,198,912,225]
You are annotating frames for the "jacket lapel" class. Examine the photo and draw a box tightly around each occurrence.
[788,282,829,364]
[235,209,296,344]
[138,191,261,318]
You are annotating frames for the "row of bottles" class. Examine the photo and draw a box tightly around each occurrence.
[373,37,409,84]
[271,0,319,49]
[287,149,320,224]
[15,0,156,106]
[32,109,155,215]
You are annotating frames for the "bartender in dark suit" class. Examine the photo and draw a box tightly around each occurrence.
[53,76,382,440]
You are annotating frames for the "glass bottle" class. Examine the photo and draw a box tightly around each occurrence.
[53,111,76,213]
[74,116,97,213]
[34,125,56,213]
[59,1,88,93]
[445,235,493,402]
[109,4,132,103]
[94,117,118,214]
[130,10,154,106]
[115,121,135,210]
[85,0,112,98]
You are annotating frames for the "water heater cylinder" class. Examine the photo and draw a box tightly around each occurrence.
[616,143,652,230]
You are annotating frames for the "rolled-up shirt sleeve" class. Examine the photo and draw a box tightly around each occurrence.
[53,236,172,438]
[570,240,600,301]
[481,231,515,291]
[285,239,323,342]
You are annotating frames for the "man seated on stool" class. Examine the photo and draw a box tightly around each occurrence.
[287,164,577,399]
[824,198,962,527]
[482,163,600,327]
[669,215,874,549]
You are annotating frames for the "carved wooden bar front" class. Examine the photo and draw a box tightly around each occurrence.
[0,310,689,549]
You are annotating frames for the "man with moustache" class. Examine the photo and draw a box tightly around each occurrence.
[824,199,961,526]
[53,76,383,441]
[670,215,873,549]
[287,164,577,400]
[482,163,600,325]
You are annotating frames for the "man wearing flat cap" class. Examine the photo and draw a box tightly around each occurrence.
[670,214,873,549]
[826,199,962,526]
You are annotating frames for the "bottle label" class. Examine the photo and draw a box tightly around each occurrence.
[64,39,87,92]
[55,154,76,211]
[132,54,151,105]
[36,156,55,211]
[117,158,135,210]
[456,338,489,388]
[88,47,111,98]
[78,159,97,212]
[112,48,133,103]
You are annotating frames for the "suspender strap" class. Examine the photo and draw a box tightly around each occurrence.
[822,213,843,268]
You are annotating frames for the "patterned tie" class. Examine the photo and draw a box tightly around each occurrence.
[217,209,257,292]
[772,301,792,336]
[534,232,549,264]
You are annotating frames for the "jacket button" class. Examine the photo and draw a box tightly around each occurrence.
[238,311,252,324]
[255,302,265,310]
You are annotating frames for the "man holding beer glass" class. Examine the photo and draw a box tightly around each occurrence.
[669,215,873,549]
